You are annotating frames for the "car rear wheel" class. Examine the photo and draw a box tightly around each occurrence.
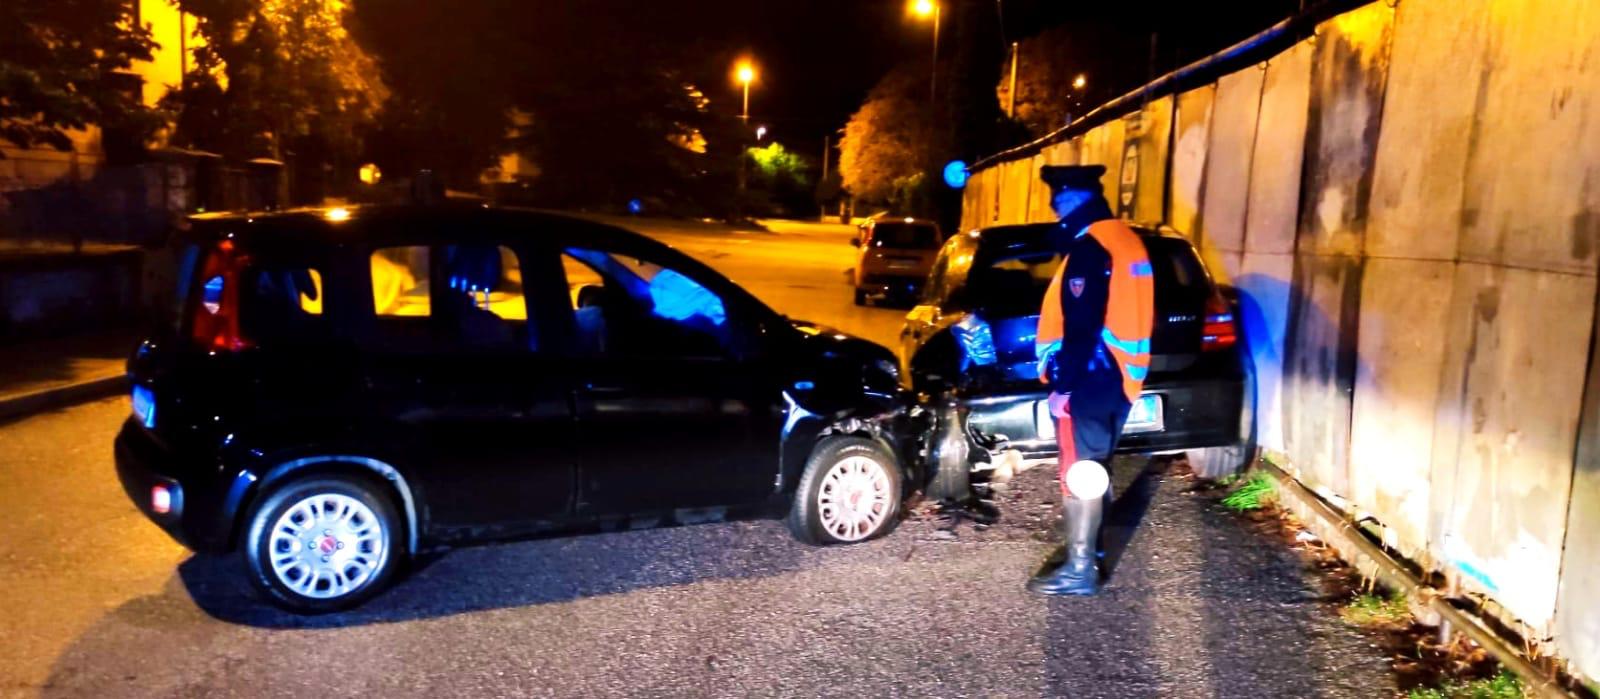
[1186,444,1256,480]
[854,288,868,306]
[243,476,401,614]
[787,436,902,545]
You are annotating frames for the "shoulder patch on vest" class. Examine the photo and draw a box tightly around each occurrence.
[1069,277,1085,297]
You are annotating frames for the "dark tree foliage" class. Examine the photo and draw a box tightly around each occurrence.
[163,0,385,170]
[348,0,514,188]
[351,0,744,213]
[838,61,948,209]
[0,0,161,155]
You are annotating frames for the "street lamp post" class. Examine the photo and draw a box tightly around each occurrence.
[736,61,756,122]
[733,59,758,221]
[910,0,940,102]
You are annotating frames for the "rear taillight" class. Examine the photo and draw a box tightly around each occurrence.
[150,485,172,515]
[190,240,254,352]
[1202,295,1237,351]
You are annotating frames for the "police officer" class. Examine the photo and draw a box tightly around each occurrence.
[1028,164,1154,596]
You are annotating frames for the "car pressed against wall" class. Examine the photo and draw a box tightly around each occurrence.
[901,223,1250,497]
[116,205,915,613]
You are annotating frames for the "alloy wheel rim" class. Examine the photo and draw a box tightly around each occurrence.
[267,493,388,600]
[817,455,892,542]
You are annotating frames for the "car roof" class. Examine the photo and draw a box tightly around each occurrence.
[182,203,640,248]
[871,217,939,227]
[964,221,1178,252]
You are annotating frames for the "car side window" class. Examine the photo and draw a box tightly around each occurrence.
[371,246,430,318]
[441,244,535,351]
[367,244,537,352]
[559,248,731,358]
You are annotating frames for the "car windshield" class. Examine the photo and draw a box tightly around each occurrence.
[872,223,939,249]
[965,249,1063,316]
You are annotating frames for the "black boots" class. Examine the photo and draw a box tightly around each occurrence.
[1027,493,1104,596]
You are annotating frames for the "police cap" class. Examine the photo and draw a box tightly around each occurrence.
[1040,165,1106,192]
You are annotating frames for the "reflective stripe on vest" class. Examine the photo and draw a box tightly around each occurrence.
[1086,220,1155,402]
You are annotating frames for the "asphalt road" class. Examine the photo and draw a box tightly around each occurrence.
[0,218,1396,698]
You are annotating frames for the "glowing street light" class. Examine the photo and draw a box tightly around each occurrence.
[735,59,757,122]
[908,0,940,101]
[755,125,767,140]
[1073,74,1087,90]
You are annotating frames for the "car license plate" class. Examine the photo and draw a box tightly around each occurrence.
[131,385,156,428]
[887,260,917,270]
[1034,394,1163,440]
[1123,394,1163,434]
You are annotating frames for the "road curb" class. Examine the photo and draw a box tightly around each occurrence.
[0,374,127,422]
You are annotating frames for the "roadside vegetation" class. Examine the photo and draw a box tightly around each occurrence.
[1404,671,1522,699]
[1341,592,1411,628]
[1220,471,1276,512]
[1185,461,1546,699]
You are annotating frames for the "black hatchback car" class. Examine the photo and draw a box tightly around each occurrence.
[900,223,1249,495]
[116,205,911,612]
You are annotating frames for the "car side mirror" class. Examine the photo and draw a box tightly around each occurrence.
[850,237,861,248]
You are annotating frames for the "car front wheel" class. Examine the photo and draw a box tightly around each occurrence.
[243,476,401,613]
[787,436,902,545]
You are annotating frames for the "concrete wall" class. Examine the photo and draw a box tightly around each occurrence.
[959,0,1600,680]
[0,249,144,340]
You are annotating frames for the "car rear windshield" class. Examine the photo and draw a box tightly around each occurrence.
[966,250,1063,316]
[872,223,940,249]
[963,236,1213,318]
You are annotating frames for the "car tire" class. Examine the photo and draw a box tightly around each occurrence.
[243,476,403,614]
[786,436,902,545]
[854,288,868,306]
[1186,443,1257,480]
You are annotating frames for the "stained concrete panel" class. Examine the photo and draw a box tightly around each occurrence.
[1428,263,1595,630]
[1454,0,1600,276]
[1131,96,1174,225]
[1170,86,1216,240]
[1078,120,1127,206]
[997,159,1028,225]
[1364,0,1492,261]
[1555,281,1600,681]
[961,174,985,231]
[1298,2,1394,258]
[1235,251,1296,453]
[1348,257,1455,558]
[982,167,1002,226]
[1281,254,1363,495]
[1201,69,1263,260]
[1244,40,1314,257]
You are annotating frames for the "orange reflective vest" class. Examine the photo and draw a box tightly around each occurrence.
[1036,219,1155,402]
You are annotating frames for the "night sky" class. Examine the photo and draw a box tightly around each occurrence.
[653,0,1306,159]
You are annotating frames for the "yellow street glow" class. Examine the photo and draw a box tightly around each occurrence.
[325,207,351,222]
[910,0,936,18]
[736,61,756,85]
[1073,74,1087,90]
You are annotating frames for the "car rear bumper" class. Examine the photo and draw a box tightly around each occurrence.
[856,272,924,297]
[114,420,241,553]
[961,377,1245,460]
